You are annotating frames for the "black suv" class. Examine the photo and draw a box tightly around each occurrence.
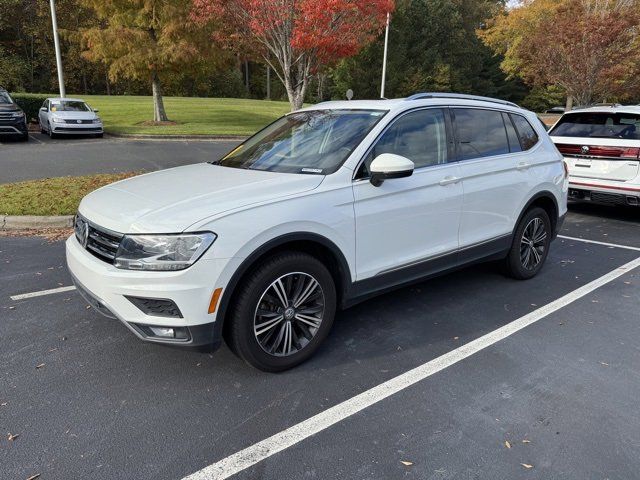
[0,88,28,141]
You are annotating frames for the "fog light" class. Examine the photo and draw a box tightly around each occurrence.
[150,326,175,338]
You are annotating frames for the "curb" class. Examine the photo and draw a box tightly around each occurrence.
[1,215,74,230]
[106,133,247,141]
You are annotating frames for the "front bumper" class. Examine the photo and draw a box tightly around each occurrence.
[0,119,28,135]
[51,122,103,135]
[66,235,226,347]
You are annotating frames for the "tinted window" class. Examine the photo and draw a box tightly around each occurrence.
[511,114,539,150]
[549,112,640,140]
[216,109,386,175]
[454,108,510,160]
[503,113,522,153]
[362,109,448,174]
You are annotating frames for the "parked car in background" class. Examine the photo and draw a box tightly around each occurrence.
[38,98,103,138]
[549,105,640,207]
[0,87,28,141]
[67,93,567,371]
[545,106,565,114]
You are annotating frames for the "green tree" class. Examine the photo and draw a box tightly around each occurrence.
[330,0,523,102]
[80,0,219,121]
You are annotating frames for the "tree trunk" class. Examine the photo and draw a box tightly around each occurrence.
[151,69,168,122]
[266,65,271,100]
[565,95,574,111]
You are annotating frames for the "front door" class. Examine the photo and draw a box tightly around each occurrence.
[353,108,463,281]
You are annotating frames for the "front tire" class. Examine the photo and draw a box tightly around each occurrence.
[48,123,56,139]
[226,251,337,372]
[504,207,552,280]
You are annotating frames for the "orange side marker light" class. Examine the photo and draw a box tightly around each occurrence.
[208,287,223,314]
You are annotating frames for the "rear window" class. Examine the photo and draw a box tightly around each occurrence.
[550,112,640,140]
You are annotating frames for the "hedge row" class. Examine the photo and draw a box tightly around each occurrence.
[12,93,48,122]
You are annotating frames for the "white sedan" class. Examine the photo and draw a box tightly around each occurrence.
[38,97,103,138]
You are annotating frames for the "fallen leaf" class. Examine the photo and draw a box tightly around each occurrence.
[26,475,41,480]
[85,305,91,309]
[400,461,413,466]
[521,463,533,469]
[8,306,15,310]
[504,440,511,449]
[600,362,609,366]
[522,439,531,444]
[1,402,7,407]
[453,336,459,340]
[35,363,45,369]
[8,433,19,441]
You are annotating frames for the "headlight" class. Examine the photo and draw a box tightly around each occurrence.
[12,111,25,119]
[51,115,63,123]
[93,117,102,124]
[114,232,216,271]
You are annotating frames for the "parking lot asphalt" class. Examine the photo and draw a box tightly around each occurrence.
[0,133,240,184]
[1,203,639,480]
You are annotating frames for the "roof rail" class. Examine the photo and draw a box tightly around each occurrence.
[405,92,520,108]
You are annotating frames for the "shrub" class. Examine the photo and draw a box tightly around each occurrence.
[11,93,49,122]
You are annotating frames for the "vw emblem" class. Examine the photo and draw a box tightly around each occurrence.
[77,119,82,124]
[581,145,590,155]
[75,217,89,248]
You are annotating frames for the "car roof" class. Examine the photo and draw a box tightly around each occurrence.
[298,94,525,115]
[48,97,87,102]
[563,105,640,115]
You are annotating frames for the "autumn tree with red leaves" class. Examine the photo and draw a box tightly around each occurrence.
[192,0,394,110]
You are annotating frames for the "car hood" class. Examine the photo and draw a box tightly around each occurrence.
[79,163,324,233]
[50,110,97,120]
[0,103,20,112]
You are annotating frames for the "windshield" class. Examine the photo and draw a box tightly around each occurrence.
[550,112,640,139]
[214,109,387,174]
[50,100,91,112]
[0,91,13,104]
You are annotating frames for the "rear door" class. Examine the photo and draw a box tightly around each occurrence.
[550,111,640,182]
[453,107,528,250]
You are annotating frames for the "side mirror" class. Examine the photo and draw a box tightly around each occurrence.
[93,109,99,113]
[40,107,47,112]
[369,153,414,187]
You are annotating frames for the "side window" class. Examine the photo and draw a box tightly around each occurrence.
[453,108,510,160]
[360,109,448,176]
[42,100,48,111]
[502,112,522,153]
[510,114,539,150]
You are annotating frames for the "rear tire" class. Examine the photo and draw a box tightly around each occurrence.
[225,251,337,372]
[504,207,551,280]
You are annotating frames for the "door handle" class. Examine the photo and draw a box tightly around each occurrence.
[439,176,461,186]
[516,162,531,171]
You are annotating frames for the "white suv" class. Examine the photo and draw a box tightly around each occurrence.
[66,93,568,371]
[549,104,640,206]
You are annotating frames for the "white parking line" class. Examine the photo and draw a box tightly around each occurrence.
[559,235,640,252]
[182,255,640,480]
[28,134,44,144]
[10,285,76,301]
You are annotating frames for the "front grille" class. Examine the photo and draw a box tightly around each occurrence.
[0,112,15,120]
[74,215,122,263]
[64,119,94,124]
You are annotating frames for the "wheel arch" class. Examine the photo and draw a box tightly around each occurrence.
[515,190,560,237]
[215,232,352,341]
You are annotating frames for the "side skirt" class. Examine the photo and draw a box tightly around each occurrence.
[342,234,512,309]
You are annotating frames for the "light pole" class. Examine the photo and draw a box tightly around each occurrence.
[380,12,390,99]
[50,0,66,98]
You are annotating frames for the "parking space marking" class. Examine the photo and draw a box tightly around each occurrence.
[182,255,640,480]
[559,235,640,252]
[28,134,44,144]
[10,285,76,301]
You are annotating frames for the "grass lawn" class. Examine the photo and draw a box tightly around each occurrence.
[0,173,138,216]
[71,95,292,136]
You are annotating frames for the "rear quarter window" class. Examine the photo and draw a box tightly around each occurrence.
[510,114,539,150]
